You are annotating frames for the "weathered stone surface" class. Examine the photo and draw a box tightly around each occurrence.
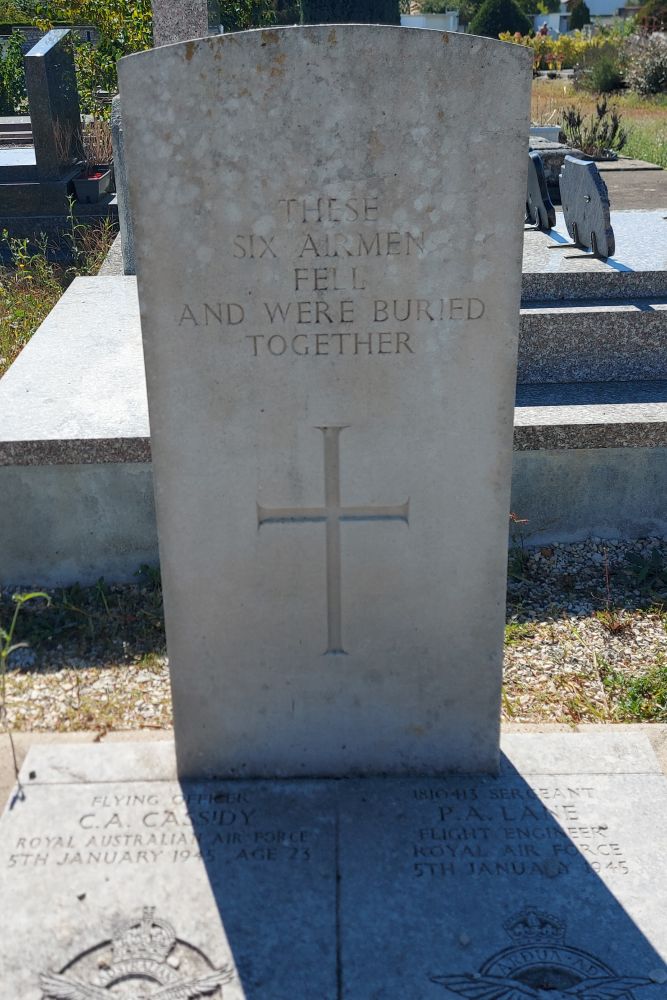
[526,150,556,231]
[0,743,336,1000]
[0,276,148,465]
[340,733,667,997]
[24,29,82,182]
[1,734,666,998]
[560,155,615,258]
[152,0,221,45]
[119,26,532,778]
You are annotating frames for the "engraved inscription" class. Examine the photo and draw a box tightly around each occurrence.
[410,783,631,880]
[176,191,488,359]
[6,788,315,870]
[258,425,409,655]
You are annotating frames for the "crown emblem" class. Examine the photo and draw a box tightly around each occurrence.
[503,907,566,945]
[110,907,176,966]
[40,908,235,998]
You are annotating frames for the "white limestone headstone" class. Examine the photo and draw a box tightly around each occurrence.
[119,25,532,779]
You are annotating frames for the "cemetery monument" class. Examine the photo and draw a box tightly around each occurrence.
[119,24,532,779]
[0,24,666,1000]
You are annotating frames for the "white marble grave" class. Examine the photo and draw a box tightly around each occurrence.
[119,26,532,778]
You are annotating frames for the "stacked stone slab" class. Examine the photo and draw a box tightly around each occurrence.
[515,209,667,544]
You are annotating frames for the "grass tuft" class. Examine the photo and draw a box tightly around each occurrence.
[601,656,667,721]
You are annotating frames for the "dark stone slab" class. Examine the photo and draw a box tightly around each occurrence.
[0,147,37,181]
[24,29,82,182]
[111,96,135,274]
[559,155,615,258]
[526,151,556,232]
[528,135,585,204]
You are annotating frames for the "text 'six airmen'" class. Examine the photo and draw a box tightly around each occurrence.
[176,193,487,357]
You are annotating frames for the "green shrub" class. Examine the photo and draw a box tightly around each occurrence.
[219,0,278,30]
[574,40,625,93]
[273,0,302,24]
[589,54,624,92]
[469,0,531,36]
[302,0,400,23]
[569,0,590,29]
[625,32,667,93]
[561,97,628,157]
[420,0,455,12]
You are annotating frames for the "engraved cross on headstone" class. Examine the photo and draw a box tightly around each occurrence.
[258,426,409,655]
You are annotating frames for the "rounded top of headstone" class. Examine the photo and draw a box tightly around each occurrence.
[119,23,533,76]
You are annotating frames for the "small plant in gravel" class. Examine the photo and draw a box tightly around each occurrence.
[1,592,50,791]
[504,621,537,645]
[595,608,633,634]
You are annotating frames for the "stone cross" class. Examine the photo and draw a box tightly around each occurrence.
[152,0,221,46]
[258,425,409,655]
[119,26,532,779]
[24,29,82,181]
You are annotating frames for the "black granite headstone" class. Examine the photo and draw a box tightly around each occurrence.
[526,151,556,232]
[24,29,82,182]
[559,155,615,258]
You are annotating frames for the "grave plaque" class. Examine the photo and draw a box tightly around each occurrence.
[119,26,532,778]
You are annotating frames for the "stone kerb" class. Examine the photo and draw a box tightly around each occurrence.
[120,26,531,779]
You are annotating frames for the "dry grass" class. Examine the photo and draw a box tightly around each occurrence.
[532,77,667,167]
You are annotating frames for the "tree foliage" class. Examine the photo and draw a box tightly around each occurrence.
[469,0,531,37]
[637,0,667,29]
[569,0,591,30]
[302,0,400,24]
[0,29,26,113]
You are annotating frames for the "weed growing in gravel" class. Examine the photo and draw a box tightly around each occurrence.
[594,608,633,634]
[0,573,164,666]
[0,591,49,790]
[504,621,537,645]
[601,655,667,721]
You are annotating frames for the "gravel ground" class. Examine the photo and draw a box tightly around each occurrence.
[1,537,666,732]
